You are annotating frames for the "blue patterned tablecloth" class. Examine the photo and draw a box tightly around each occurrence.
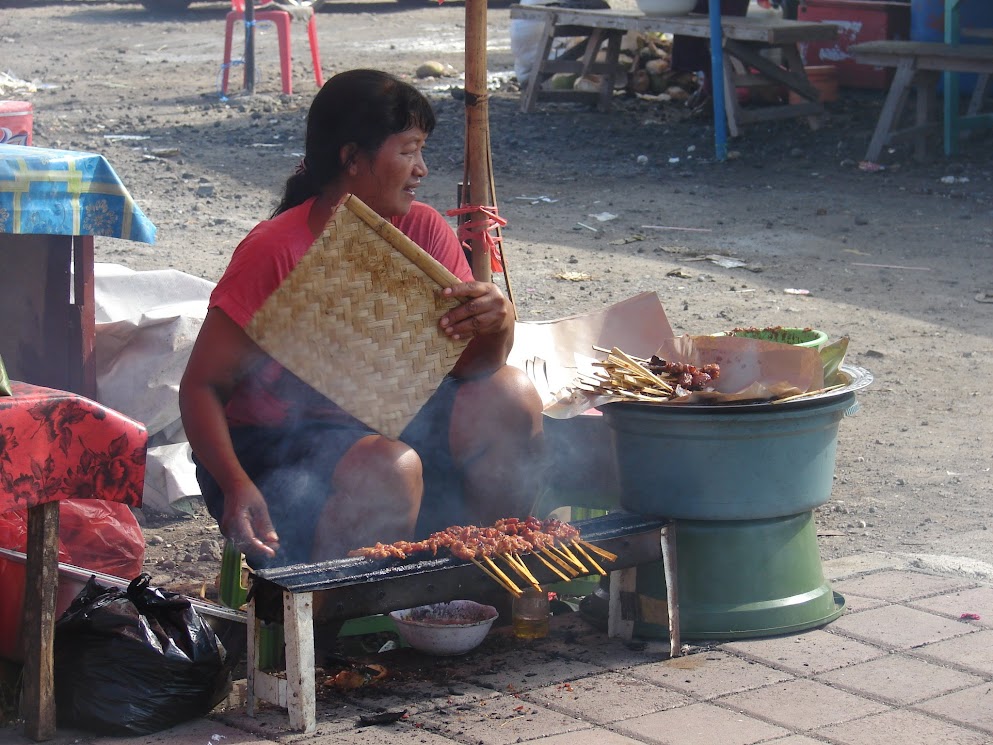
[0,144,156,244]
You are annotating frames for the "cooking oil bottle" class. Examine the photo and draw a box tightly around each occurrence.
[512,587,549,639]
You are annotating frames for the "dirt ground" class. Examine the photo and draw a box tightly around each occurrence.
[4,0,993,601]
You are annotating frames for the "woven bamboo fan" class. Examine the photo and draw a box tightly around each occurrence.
[245,195,469,439]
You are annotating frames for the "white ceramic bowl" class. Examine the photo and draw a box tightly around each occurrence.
[389,600,499,656]
[635,0,697,16]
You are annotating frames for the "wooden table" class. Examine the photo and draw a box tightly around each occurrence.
[508,6,839,137]
[850,40,993,161]
[0,144,156,741]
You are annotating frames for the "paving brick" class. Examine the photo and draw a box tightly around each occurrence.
[723,629,885,675]
[522,670,691,724]
[627,650,793,700]
[306,722,461,745]
[909,586,993,627]
[915,683,993,734]
[815,654,984,705]
[331,676,497,717]
[414,695,591,745]
[835,592,888,614]
[461,649,604,693]
[612,701,789,745]
[759,737,834,745]
[530,729,652,745]
[829,605,970,649]
[539,615,675,671]
[86,720,280,745]
[910,628,993,676]
[720,678,890,731]
[814,708,990,745]
[831,570,973,603]
[212,697,365,742]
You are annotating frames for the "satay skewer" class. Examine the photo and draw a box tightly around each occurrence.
[538,546,580,576]
[572,542,606,576]
[470,556,521,596]
[549,543,588,573]
[483,555,524,596]
[530,548,573,582]
[576,539,618,563]
[510,552,543,587]
[501,554,541,591]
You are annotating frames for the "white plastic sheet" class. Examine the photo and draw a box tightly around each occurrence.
[94,263,214,513]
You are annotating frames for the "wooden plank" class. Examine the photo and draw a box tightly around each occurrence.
[21,502,59,742]
[508,6,837,44]
[851,41,993,74]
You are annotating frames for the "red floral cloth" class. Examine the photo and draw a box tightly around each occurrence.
[0,381,146,511]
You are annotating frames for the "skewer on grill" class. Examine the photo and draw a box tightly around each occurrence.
[531,548,573,582]
[576,539,618,562]
[470,556,521,596]
[572,541,606,576]
[539,546,580,576]
[482,555,523,596]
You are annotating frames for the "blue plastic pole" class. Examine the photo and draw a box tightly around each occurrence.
[709,1,727,162]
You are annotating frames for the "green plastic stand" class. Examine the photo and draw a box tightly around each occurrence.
[634,512,844,640]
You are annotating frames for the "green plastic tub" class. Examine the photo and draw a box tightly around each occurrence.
[633,513,845,640]
[600,393,856,521]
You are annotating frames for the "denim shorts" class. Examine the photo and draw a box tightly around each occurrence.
[195,376,466,567]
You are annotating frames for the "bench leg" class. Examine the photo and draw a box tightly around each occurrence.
[521,14,558,113]
[967,73,991,118]
[246,591,317,734]
[865,58,917,163]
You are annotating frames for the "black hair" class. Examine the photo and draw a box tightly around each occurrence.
[272,69,436,216]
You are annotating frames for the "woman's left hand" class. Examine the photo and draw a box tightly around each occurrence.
[439,281,512,340]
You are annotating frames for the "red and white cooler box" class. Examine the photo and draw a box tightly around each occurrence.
[0,101,33,146]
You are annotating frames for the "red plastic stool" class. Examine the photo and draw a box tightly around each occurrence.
[222,0,324,96]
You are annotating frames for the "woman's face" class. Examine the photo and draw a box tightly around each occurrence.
[345,127,429,218]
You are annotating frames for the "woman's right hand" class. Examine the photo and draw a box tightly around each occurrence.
[221,480,280,562]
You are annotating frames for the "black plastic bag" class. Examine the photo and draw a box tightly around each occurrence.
[53,573,230,735]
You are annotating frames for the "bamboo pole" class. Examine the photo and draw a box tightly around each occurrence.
[464,0,494,284]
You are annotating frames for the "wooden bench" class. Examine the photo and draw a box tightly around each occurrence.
[850,40,993,162]
[509,6,839,137]
[244,513,679,732]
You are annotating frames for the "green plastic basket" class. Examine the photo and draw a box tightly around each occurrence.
[728,327,828,349]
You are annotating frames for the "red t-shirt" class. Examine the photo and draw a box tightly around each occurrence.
[210,198,472,427]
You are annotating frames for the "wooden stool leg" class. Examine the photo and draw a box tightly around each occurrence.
[607,567,637,640]
[661,522,681,658]
[865,58,917,163]
[246,591,316,733]
[282,591,316,733]
[608,522,680,659]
